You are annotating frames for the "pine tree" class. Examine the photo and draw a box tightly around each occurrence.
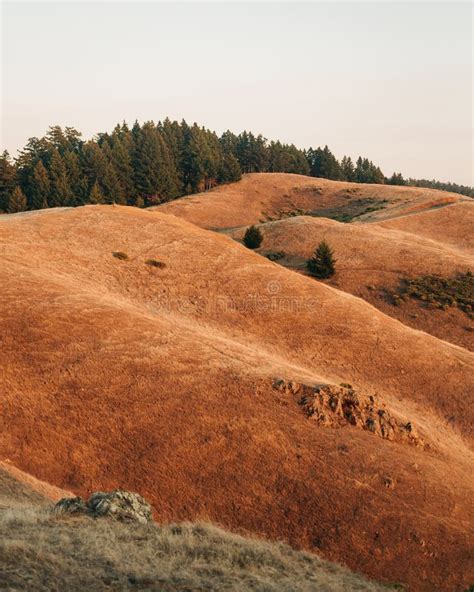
[243,225,263,249]
[100,145,126,204]
[108,130,136,203]
[181,124,207,193]
[64,151,88,205]
[88,180,104,204]
[31,160,50,209]
[48,149,73,207]
[8,186,27,213]
[218,152,241,183]
[340,156,355,181]
[307,241,336,279]
[0,151,17,212]
[388,172,406,186]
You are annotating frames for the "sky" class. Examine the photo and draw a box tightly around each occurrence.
[1,1,473,185]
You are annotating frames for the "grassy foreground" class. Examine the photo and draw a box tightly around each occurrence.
[0,505,389,591]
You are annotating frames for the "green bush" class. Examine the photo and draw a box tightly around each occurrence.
[307,241,336,279]
[243,225,263,249]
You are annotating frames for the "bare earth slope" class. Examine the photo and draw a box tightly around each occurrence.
[152,172,468,230]
[229,215,474,350]
[1,205,473,591]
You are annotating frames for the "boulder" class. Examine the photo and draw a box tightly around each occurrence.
[52,489,152,523]
[87,490,152,524]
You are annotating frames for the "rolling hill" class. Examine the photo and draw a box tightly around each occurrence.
[228,215,473,350]
[152,172,469,230]
[1,201,473,591]
[153,173,473,350]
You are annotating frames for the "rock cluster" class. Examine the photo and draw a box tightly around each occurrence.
[54,490,152,523]
[273,378,426,448]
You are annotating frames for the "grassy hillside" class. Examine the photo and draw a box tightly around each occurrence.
[152,172,467,229]
[1,204,473,590]
[1,505,390,591]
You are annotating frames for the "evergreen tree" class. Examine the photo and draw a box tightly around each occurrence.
[107,129,136,203]
[307,241,336,279]
[340,156,355,181]
[181,123,206,193]
[31,160,50,209]
[88,180,104,204]
[64,151,88,205]
[82,141,108,194]
[387,172,406,185]
[268,142,310,174]
[235,131,268,173]
[218,152,241,183]
[243,225,263,249]
[0,151,17,212]
[100,142,126,204]
[48,149,73,207]
[306,146,341,180]
[354,157,384,184]
[8,186,27,213]
[132,121,181,203]
[4,118,473,212]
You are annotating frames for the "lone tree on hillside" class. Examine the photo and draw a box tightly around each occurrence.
[243,225,263,249]
[307,240,336,278]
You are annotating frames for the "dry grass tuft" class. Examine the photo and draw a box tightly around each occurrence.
[112,251,129,261]
[0,506,390,591]
[145,259,166,268]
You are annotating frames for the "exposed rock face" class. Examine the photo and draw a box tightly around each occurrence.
[273,378,427,448]
[53,490,152,523]
[87,491,152,523]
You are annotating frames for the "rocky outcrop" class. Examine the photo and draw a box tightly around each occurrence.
[53,490,152,523]
[273,378,427,448]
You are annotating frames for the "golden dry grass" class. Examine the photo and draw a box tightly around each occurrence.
[1,198,473,591]
[228,215,474,349]
[0,505,390,591]
[152,172,468,230]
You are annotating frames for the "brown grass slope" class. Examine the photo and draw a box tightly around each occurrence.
[375,201,474,256]
[0,461,71,507]
[229,216,474,350]
[0,501,388,591]
[1,205,473,591]
[152,172,468,230]
[0,468,389,591]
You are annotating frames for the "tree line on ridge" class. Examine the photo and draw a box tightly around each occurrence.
[1,118,472,213]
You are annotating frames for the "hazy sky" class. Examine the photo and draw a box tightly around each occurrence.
[1,1,473,184]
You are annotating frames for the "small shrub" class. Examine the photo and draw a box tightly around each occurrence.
[243,225,263,249]
[112,251,128,261]
[265,251,285,261]
[393,271,474,314]
[145,259,166,268]
[307,241,336,279]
